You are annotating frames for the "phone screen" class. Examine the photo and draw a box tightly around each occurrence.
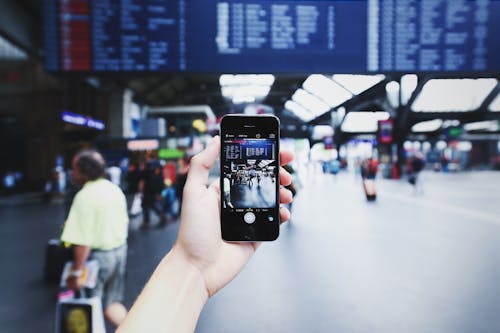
[220,115,280,241]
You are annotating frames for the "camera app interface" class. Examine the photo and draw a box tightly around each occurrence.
[222,135,277,211]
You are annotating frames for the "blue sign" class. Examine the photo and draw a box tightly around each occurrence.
[44,0,500,73]
[61,111,105,130]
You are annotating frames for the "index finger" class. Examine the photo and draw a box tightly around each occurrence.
[279,150,294,166]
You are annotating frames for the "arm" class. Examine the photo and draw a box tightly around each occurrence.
[66,244,91,290]
[117,136,294,332]
[72,244,91,270]
[116,250,207,333]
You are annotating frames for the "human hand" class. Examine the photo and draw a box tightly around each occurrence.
[172,136,294,297]
[66,275,83,291]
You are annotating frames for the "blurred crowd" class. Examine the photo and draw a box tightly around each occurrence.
[42,154,193,229]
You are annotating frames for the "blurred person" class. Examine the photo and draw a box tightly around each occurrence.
[141,162,167,229]
[60,149,129,327]
[222,175,233,208]
[360,157,378,201]
[116,136,294,333]
[408,153,426,194]
[125,162,143,216]
[107,162,122,187]
[330,159,341,176]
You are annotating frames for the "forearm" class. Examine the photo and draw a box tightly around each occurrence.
[117,248,208,333]
[72,245,91,270]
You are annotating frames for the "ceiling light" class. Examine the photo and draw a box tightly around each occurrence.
[412,78,497,112]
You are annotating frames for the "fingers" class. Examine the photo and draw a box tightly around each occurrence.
[279,166,292,187]
[185,136,220,194]
[279,206,291,223]
[279,187,293,204]
[209,177,220,193]
[279,150,294,166]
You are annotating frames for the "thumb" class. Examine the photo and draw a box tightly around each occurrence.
[185,136,220,194]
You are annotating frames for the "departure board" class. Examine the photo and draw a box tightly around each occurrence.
[370,0,500,72]
[44,0,500,73]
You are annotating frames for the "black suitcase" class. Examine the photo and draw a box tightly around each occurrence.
[44,239,73,284]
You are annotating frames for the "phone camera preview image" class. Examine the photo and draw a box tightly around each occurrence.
[222,139,277,210]
[221,134,280,242]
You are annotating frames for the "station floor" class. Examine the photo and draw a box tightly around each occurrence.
[1,171,500,333]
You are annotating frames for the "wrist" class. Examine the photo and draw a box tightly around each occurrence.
[69,268,84,278]
[160,248,209,304]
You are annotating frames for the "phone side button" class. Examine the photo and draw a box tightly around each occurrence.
[243,212,256,224]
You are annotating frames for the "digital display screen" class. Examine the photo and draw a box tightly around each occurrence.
[44,0,500,73]
[222,138,277,209]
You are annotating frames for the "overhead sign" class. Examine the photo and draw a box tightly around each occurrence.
[127,139,159,151]
[378,119,393,144]
[61,111,105,130]
[44,1,500,73]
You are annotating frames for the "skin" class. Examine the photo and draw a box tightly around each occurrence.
[117,136,294,333]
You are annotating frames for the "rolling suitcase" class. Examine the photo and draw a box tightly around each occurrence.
[56,261,104,333]
[44,239,73,284]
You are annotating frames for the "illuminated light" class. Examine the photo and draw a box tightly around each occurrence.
[464,120,500,132]
[385,81,400,108]
[127,139,159,151]
[422,142,432,151]
[303,75,352,108]
[341,111,390,133]
[489,93,500,112]
[158,149,184,159]
[442,119,460,128]
[337,107,346,120]
[401,74,418,105]
[403,141,412,150]
[232,95,256,104]
[61,111,105,130]
[332,74,385,95]
[0,35,27,60]
[436,140,447,150]
[284,100,315,122]
[312,125,334,140]
[413,141,422,150]
[192,119,207,132]
[411,119,443,132]
[219,74,275,86]
[292,89,330,116]
[412,78,497,112]
[219,74,274,104]
[457,141,472,151]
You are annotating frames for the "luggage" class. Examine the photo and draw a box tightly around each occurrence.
[55,290,106,333]
[44,239,73,284]
[56,261,104,333]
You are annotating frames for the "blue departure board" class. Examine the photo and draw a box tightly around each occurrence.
[44,0,500,73]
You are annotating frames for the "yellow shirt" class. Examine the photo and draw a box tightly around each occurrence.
[61,178,128,250]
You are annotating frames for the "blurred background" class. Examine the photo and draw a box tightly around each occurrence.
[0,0,499,332]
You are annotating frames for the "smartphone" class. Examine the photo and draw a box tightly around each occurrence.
[220,115,280,242]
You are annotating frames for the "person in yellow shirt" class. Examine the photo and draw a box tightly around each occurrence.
[61,149,129,327]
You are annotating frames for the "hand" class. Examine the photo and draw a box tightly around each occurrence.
[66,275,83,290]
[172,136,294,297]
